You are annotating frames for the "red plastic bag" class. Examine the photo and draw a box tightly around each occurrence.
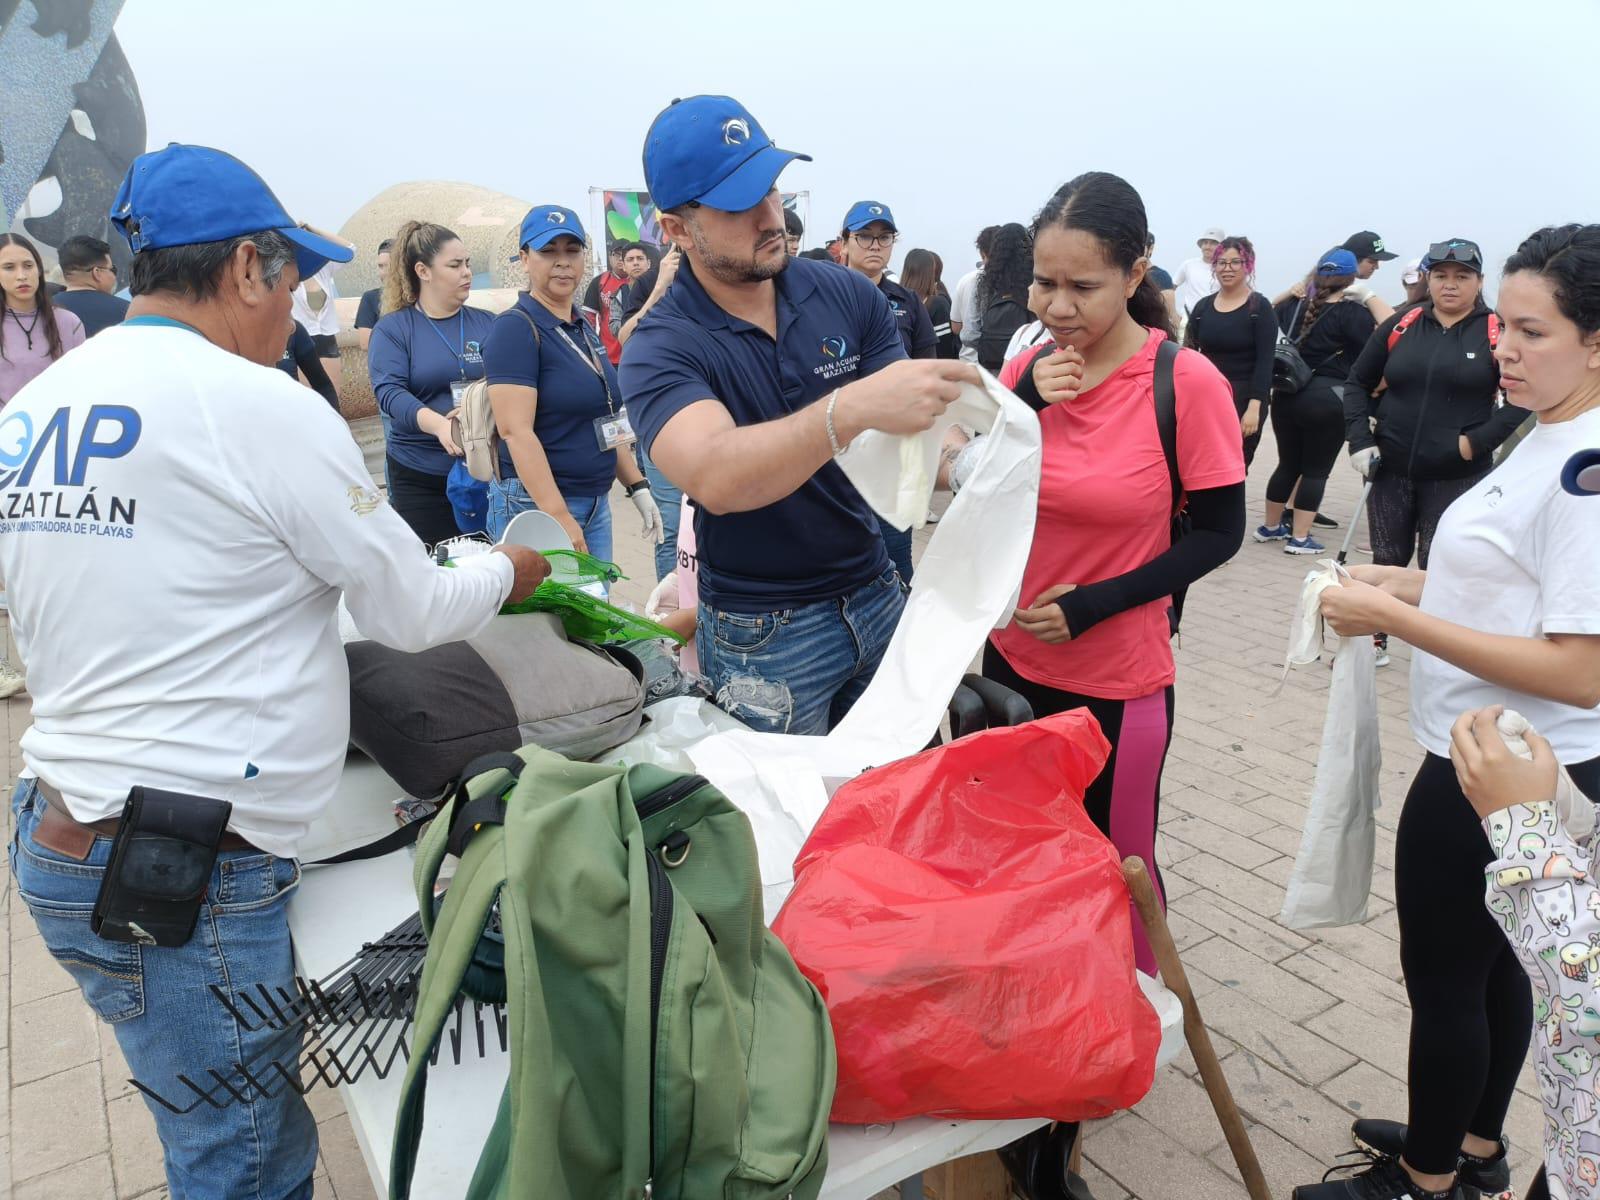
[772,710,1161,1124]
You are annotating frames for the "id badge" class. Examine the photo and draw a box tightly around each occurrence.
[593,407,637,451]
[449,379,469,407]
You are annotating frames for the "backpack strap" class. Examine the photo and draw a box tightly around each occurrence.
[1386,305,1426,351]
[1152,339,1183,517]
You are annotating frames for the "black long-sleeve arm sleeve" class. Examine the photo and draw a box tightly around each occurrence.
[1467,399,1534,458]
[1057,482,1246,639]
[1344,316,1398,452]
[1248,295,1276,404]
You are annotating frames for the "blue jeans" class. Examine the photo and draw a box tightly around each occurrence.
[486,478,614,566]
[876,514,915,585]
[9,780,316,1200]
[635,440,682,583]
[697,565,906,735]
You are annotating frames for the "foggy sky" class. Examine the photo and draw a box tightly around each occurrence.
[115,0,1600,303]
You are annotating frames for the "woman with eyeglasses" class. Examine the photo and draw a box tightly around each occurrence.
[1298,223,1600,1200]
[481,206,660,560]
[368,220,496,546]
[0,233,85,405]
[1254,249,1377,554]
[1183,236,1275,468]
[1343,238,1530,665]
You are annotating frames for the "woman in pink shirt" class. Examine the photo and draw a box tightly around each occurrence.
[0,234,85,405]
[990,172,1246,974]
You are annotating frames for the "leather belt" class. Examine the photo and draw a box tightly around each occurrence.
[32,780,258,861]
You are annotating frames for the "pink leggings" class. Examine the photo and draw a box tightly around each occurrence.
[983,647,1176,974]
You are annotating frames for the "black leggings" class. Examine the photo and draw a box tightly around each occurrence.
[982,646,1175,976]
[385,456,459,548]
[1397,751,1600,1174]
[1366,465,1487,570]
[1265,376,1347,517]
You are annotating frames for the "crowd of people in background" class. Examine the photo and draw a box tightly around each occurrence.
[3,94,1600,1200]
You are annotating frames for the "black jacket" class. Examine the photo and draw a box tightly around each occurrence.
[1346,300,1529,481]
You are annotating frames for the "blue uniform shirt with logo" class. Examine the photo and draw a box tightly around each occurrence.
[620,255,907,611]
[368,305,496,476]
[482,294,622,497]
[876,276,938,360]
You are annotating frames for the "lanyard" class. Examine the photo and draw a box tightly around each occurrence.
[551,323,618,415]
[421,308,466,375]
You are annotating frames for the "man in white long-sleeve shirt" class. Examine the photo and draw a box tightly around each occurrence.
[0,143,546,1200]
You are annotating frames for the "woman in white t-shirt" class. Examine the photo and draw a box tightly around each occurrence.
[1297,224,1600,1200]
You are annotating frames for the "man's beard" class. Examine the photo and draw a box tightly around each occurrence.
[689,224,787,285]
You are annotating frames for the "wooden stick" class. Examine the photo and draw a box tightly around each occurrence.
[1123,857,1271,1200]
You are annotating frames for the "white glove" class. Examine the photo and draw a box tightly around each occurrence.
[646,573,679,621]
[1350,447,1381,479]
[1497,709,1592,841]
[1343,281,1375,305]
[949,435,988,495]
[631,486,664,544]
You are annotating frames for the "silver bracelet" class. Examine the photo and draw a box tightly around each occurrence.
[825,389,844,457]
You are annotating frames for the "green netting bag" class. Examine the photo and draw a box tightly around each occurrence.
[503,580,685,645]
[540,549,624,589]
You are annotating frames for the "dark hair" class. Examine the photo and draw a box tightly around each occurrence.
[1213,235,1256,281]
[621,241,659,268]
[899,248,943,304]
[0,233,66,362]
[976,223,1032,314]
[377,238,393,254]
[799,247,832,261]
[784,208,803,238]
[57,235,113,275]
[931,250,949,298]
[1504,224,1600,337]
[126,229,295,304]
[1031,172,1174,339]
[1297,272,1356,339]
[975,224,1002,259]
[383,221,460,315]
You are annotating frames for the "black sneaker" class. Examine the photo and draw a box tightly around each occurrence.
[1293,1151,1464,1200]
[1351,1120,1511,1196]
[998,1122,1095,1200]
[1314,512,1340,529]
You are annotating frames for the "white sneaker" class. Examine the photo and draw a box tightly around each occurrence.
[0,659,27,698]
[925,509,940,524]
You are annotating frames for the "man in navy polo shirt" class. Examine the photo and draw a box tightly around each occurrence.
[620,95,977,736]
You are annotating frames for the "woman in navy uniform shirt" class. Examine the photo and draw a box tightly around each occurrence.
[368,221,495,545]
[482,206,661,559]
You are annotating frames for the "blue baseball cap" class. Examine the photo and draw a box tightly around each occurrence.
[519,205,586,251]
[643,95,811,213]
[1316,248,1360,276]
[843,201,897,233]
[110,143,352,279]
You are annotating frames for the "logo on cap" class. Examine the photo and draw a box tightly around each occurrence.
[869,205,884,216]
[722,117,751,146]
[822,335,847,359]
[1372,237,1385,253]
[548,211,566,224]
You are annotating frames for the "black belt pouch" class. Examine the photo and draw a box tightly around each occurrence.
[90,787,234,947]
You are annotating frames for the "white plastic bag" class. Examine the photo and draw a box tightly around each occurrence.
[686,371,1043,918]
[1280,563,1383,929]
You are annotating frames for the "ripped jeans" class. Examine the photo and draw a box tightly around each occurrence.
[697,566,906,735]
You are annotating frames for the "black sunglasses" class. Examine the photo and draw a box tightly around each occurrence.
[1426,240,1483,271]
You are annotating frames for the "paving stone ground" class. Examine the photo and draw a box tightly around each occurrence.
[1,429,1544,1198]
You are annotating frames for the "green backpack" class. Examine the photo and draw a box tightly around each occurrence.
[390,746,836,1200]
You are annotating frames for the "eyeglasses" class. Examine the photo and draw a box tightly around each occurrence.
[94,263,118,277]
[851,232,897,249]
[1212,259,1245,270]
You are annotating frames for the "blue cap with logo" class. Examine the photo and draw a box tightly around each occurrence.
[109,143,352,278]
[843,201,897,233]
[1316,248,1360,277]
[643,95,811,213]
[519,205,586,252]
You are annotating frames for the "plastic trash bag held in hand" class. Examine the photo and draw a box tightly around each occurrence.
[1279,559,1382,930]
[772,711,1162,1125]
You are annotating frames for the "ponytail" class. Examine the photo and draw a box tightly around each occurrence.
[382,220,458,316]
[1032,172,1174,341]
